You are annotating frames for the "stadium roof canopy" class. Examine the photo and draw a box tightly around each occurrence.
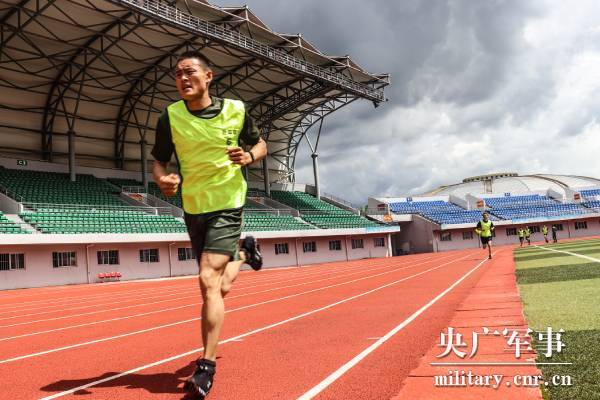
[0,0,388,184]
[424,173,600,198]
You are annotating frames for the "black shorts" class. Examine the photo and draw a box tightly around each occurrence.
[481,236,492,245]
[184,208,243,261]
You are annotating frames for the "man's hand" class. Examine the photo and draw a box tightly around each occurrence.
[157,173,180,197]
[227,146,252,166]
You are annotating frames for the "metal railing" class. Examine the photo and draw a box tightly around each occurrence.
[320,191,361,211]
[119,0,385,102]
[0,185,23,202]
[20,202,165,215]
[122,185,147,194]
[245,208,298,217]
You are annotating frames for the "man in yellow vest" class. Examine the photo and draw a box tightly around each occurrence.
[517,227,525,247]
[525,226,531,245]
[475,212,495,259]
[542,225,549,243]
[152,51,267,399]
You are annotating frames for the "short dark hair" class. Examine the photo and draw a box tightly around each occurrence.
[176,50,212,69]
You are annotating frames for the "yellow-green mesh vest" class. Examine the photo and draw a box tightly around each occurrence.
[168,98,246,214]
[479,220,493,237]
[518,229,524,238]
[542,226,548,235]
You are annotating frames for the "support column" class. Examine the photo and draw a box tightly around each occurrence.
[68,130,76,182]
[312,152,320,200]
[263,156,271,197]
[140,139,148,189]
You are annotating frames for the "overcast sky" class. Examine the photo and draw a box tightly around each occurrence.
[217,0,600,204]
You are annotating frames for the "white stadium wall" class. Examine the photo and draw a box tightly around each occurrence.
[0,234,393,290]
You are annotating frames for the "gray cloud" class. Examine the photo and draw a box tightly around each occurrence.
[217,0,600,204]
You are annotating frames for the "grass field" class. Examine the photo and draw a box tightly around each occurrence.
[515,238,600,400]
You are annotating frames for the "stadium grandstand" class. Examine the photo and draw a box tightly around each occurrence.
[368,172,600,254]
[0,0,396,290]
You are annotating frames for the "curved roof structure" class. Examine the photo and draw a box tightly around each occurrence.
[425,173,600,197]
[0,0,388,183]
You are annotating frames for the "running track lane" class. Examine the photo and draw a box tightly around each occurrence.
[0,255,447,360]
[1,252,455,398]
[2,249,493,399]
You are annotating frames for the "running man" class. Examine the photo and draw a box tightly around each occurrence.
[524,226,531,246]
[152,50,268,399]
[517,227,525,247]
[542,224,549,243]
[475,212,495,259]
[552,224,558,243]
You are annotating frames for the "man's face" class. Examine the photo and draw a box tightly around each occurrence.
[175,58,212,101]
[483,213,489,221]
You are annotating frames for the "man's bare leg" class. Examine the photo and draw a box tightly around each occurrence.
[221,251,247,298]
[198,252,230,361]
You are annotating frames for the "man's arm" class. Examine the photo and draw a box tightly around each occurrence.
[151,112,179,197]
[227,137,267,166]
[228,110,267,166]
[153,161,180,197]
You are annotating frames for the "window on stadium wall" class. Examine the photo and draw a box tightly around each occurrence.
[0,253,25,270]
[575,221,588,230]
[530,226,541,233]
[178,248,196,261]
[351,239,364,249]
[303,241,317,253]
[52,252,76,268]
[555,224,564,231]
[275,243,289,255]
[440,232,452,242]
[462,231,473,240]
[374,237,385,247]
[329,240,342,251]
[98,250,119,265]
[506,228,517,236]
[139,249,159,263]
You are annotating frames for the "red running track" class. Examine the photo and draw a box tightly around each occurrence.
[0,247,522,399]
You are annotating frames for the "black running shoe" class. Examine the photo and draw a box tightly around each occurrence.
[184,359,216,399]
[241,235,262,271]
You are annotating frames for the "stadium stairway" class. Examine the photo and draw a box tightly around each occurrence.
[270,191,382,229]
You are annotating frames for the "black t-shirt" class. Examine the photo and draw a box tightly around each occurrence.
[151,97,261,163]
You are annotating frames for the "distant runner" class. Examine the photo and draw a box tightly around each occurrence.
[475,212,495,259]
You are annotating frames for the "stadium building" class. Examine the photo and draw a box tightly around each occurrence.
[368,172,600,254]
[0,0,396,290]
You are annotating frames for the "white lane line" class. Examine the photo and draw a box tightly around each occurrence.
[533,245,600,263]
[2,254,451,340]
[0,259,417,340]
[2,254,469,365]
[0,256,414,321]
[38,253,473,400]
[296,253,495,400]
[1,254,444,330]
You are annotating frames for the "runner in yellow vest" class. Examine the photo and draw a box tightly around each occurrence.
[517,227,525,247]
[524,227,531,246]
[152,51,267,399]
[542,225,549,243]
[475,212,495,259]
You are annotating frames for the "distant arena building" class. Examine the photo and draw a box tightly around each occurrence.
[368,173,600,254]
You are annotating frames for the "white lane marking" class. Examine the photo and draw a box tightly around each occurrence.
[296,253,495,400]
[0,258,424,340]
[3,254,469,365]
[1,254,444,330]
[533,245,600,263]
[38,253,473,399]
